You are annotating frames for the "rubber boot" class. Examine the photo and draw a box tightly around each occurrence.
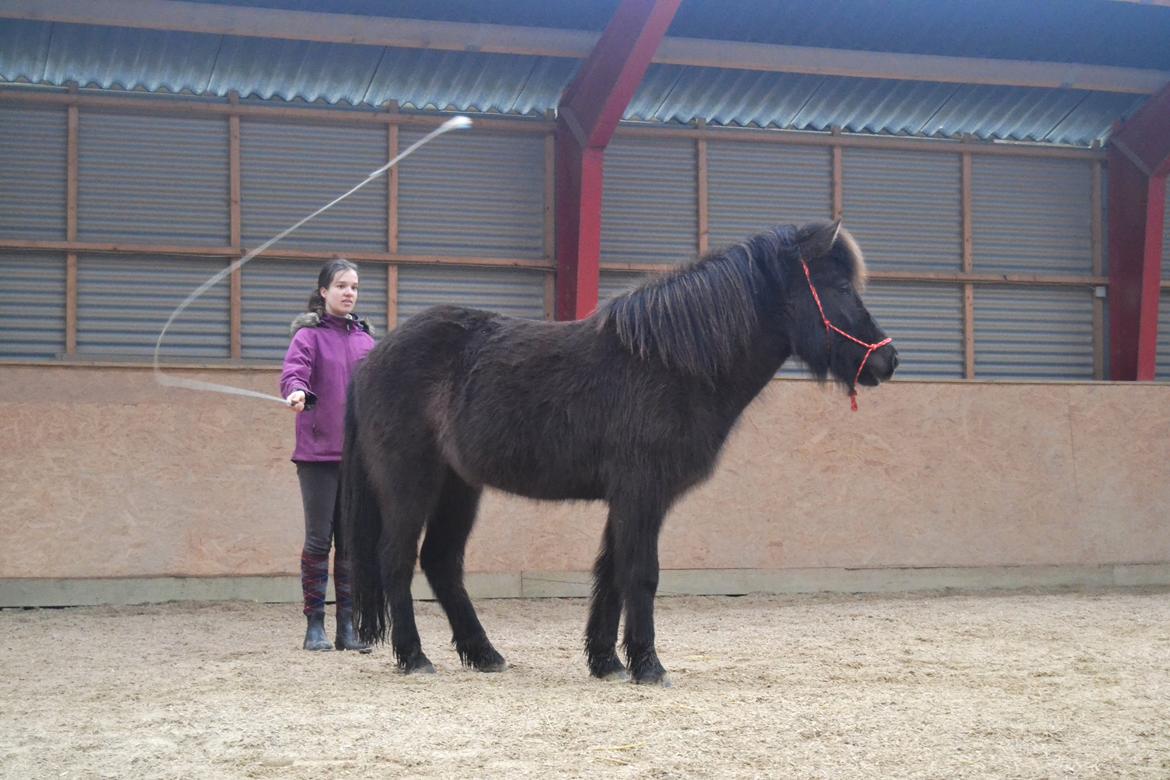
[303,612,332,651]
[335,610,372,653]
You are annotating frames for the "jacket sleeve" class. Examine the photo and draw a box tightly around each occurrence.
[280,329,317,401]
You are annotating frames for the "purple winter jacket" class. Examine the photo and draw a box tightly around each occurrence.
[280,312,376,463]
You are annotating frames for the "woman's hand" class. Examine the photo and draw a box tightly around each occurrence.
[286,390,307,412]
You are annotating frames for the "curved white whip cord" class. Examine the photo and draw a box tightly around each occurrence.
[152,116,473,404]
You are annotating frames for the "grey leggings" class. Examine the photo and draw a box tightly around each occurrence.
[296,461,340,556]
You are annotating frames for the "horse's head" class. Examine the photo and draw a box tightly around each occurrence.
[785,221,898,389]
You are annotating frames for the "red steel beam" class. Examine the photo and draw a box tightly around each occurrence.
[554,0,681,320]
[1108,82,1170,380]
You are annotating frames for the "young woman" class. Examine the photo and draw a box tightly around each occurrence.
[280,258,377,652]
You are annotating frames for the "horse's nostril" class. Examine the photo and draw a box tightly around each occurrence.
[890,353,899,372]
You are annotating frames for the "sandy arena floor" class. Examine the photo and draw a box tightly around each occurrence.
[2,588,1169,778]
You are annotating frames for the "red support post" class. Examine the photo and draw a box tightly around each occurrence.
[554,0,681,320]
[1108,82,1170,380]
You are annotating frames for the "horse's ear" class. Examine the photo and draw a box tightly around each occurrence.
[796,219,842,259]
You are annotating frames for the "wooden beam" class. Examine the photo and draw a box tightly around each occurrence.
[544,273,556,321]
[0,239,555,269]
[1091,160,1105,380]
[229,262,241,360]
[544,126,555,260]
[65,253,77,355]
[831,129,843,221]
[228,100,241,360]
[3,0,1167,94]
[0,235,1111,288]
[555,0,681,320]
[696,122,709,254]
[596,258,1108,286]
[560,0,681,149]
[654,37,1170,95]
[387,119,399,254]
[1107,80,1170,380]
[65,97,78,355]
[961,152,975,379]
[386,264,398,332]
[66,102,78,242]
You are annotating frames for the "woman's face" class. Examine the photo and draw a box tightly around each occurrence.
[321,269,359,317]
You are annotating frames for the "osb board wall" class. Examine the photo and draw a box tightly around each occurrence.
[1,365,1167,579]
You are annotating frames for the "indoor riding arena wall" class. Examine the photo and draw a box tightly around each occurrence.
[1,364,1168,606]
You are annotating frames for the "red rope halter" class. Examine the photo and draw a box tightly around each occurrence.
[800,260,892,411]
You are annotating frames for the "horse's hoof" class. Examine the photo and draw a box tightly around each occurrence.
[589,654,627,681]
[629,656,671,686]
[400,652,436,675]
[631,672,671,688]
[460,642,508,672]
[303,642,333,652]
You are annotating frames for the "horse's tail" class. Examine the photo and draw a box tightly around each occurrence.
[336,378,389,646]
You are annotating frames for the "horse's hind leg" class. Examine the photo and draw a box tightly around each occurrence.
[369,456,444,674]
[419,469,506,672]
[585,519,627,680]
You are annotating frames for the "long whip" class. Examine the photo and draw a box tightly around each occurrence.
[152,115,473,405]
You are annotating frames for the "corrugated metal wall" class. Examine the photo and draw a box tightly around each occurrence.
[971,157,1093,275]
[0,98,1120,381]
[1158,291,1170,381]
[973,286,1094,379]
[1155,195,1168,379]
[397,265,546,324]
[0,252,66,360]
[839,148,965,379]
[397,130,545,258]
[969,158,1095,380]
[865,282,965,379]
[0,107,66,240]
[1163,191,1169,282]
[77,255,230,360]
[842,149,962,272]
[241,121,387,252]
[706,142,832,248]
[599,270,649,304]
[78,113,229,245]
[601,138,697,266]
[240,258,388,361]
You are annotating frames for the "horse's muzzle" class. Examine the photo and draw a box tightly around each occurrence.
[857,345,898,386]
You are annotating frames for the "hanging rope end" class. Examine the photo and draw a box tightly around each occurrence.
[849,388,859,412]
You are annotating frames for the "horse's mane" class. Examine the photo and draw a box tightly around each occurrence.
[595,227,797,380]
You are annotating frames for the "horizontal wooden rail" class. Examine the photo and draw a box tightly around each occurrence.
[0,239,555,271]
[3,239,1116,288]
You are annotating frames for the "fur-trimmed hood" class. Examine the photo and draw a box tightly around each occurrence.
[289,311,375,337]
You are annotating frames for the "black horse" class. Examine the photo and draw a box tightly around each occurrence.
[340,221,897,684]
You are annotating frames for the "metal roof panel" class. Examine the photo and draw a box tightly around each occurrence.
[0,21,1154,146]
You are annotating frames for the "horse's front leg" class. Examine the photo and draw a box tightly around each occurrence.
[585,519,627,680]
[612,496,669,686]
